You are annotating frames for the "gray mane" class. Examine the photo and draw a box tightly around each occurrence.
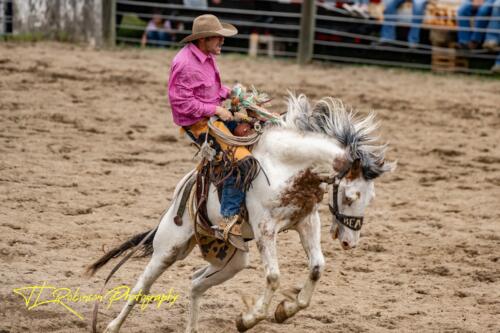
[278,93,394,180]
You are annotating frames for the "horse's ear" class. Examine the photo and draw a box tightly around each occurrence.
[346,158,362,180]
[381,160,397,173]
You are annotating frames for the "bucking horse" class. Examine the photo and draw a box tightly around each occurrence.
[87,94,396,332]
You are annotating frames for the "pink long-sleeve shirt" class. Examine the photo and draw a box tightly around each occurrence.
[168,43,230,126]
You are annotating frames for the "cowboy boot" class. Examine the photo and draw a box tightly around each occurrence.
[212,215,249,252]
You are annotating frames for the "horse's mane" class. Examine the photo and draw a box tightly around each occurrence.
[277,93,394,180]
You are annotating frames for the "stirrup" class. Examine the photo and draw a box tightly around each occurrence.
[223,215,240,241]
[212,215,248,252]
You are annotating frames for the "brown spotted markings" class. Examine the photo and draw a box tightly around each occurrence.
[279,168,325,223]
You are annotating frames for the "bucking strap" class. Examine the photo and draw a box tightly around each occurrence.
[174,176,196,226]
[195,161,213,231]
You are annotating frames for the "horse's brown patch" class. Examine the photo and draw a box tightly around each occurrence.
[310,265,322,281]
[346,159,362,180]
[256,239,264,254]
[256,219,275,253]
[333,153,350,173]
[280,169,325,223]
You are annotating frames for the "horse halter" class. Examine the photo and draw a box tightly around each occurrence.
[328,170,364,232]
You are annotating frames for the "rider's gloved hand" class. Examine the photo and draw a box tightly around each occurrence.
[234,111,250,122]
[215,106,233,121]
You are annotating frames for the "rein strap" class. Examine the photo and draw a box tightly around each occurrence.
[329,179,364,231]
[328,203,364,231]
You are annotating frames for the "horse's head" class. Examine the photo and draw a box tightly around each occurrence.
[330,157,395,250]
[288,95,397,250]
[282,94,396,249]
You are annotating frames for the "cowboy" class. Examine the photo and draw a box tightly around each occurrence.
[168,14,252,251]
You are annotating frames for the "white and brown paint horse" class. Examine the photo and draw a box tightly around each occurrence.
[87,94,395,332]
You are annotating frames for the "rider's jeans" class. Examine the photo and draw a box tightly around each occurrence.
[220,172,245,217]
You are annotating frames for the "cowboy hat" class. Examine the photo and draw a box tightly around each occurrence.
[180,14,237,43]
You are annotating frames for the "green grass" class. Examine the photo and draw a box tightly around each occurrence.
[3,32,45,42]
[2,31,78,43]
[117,14,146,41]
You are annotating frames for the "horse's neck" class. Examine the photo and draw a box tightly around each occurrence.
[204,128,344,225]
[253,128,344,180]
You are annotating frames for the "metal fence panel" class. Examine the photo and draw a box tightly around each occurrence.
[111,0,500,74]
[1,0,13,38]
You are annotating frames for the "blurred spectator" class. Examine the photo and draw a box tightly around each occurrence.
[457,0,499,49]
[379,0,428,47]
[141,10,173,47]
[184,0,208,8]
[492,53,500,72]
[483,0,500,50]
[343,0,371,19]
[486,0,500,72]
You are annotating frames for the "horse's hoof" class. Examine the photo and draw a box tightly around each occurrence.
[236,313,249,332]
[104,326,118,333]
[275,300,289,323]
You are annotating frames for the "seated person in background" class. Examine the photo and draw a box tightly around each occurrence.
[379,0,428,48]
[457,0,498,49]
[492,53,500,73]
[183,0,208,8]
[141,10,173,47]
[483,0,500,50]
[485,0,500,72]
[343,0,371,19]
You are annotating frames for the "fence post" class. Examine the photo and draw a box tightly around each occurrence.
[103,0,116,47]
[297,0,316,65]
[0,1,4,36]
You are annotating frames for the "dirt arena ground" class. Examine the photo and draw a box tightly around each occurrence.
[1,42,499,333]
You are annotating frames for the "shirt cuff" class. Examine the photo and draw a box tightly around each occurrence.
[204,104,218,117]
[223,86,231,99]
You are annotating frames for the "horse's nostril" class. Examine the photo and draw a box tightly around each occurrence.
[342,241,349,248]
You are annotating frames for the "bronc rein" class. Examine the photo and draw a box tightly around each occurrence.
[322,168,364,232]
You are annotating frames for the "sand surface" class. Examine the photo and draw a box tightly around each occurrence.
[1,42,499,333]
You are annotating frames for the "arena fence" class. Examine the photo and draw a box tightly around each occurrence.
[1,0,498,74]
[0,0,13,39]
[112,0,500,74]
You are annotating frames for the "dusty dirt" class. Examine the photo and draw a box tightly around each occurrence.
[1,42,499,333]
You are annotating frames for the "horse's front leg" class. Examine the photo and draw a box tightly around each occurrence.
[274,211,325,323]
[236,218,279,332]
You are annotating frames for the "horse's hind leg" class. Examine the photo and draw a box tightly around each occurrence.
[105,230,196,333]
[274,212,325,323]
[186,249,249,333]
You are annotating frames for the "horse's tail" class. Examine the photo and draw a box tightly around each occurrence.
[85,228,157,277]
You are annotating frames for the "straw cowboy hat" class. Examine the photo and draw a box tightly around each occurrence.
[180,14,237,43]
